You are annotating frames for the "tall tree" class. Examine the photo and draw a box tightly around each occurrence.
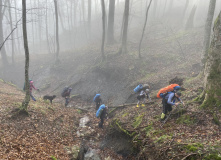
[119,0,130,54]
[45,0,51,54]
[0,0,9,66]
[101,0,106,60]
[153,0,158,18]
[182,0,189,21]
[185,5,197,29]
[202,0,216,65]
[138,0,153,58]
[54,0,60,62]
[21,0,30,112]
[200,12,221,109]
[107,0,115,44]
[8,0,15,64]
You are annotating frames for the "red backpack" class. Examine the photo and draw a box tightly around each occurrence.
[157,84,179,98]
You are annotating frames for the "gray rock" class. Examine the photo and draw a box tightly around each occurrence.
[84,148,101,160]
[79,116,90,128]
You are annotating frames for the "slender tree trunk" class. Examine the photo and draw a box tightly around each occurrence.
[138,0,153,58]
[58,2,65,31]
[54,0,60,62]
[101,0,106,60]
[21,0,30,111]
[38,0,42,52]
[0,0,9,66]
[182,0,189,21]
[107,0,115,44]
[202,0,216,65]
[119,0,130,54]
[185,5,197,29]
[82,0,85,22]
[88,0,91,37]
[8,0,15,64]
[15,0,21,54]
[45,0,50,54]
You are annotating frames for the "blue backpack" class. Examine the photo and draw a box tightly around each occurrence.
[96,104,105,118]
[134,84,143,93]
[93,94,100,102]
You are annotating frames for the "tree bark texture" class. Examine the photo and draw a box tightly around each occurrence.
[54,0,60,62]
[8,0,15,64]
[202,12,221,108]
[22,0,30,111]
[138,0,153,58]
[0,0,9,66]
[185,5,197,29]
[202,0,216,65]
[119,0,129,54]
[101,0,106,60]
[107,0,115,44]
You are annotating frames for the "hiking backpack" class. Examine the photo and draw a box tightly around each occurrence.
[93,94,101,102]
[157,84,180,98]
[96,104,105,118]
[61,87,69,97]
[134,84,143,93]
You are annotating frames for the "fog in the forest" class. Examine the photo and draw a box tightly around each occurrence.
[1,0,221,58]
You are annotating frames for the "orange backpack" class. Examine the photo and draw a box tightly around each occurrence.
[157,84,179,98]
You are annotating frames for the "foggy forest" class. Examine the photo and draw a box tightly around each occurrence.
[0,0,221,159]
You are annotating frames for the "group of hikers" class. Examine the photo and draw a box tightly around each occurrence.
[94,83,184,128]
[24,80,184,129]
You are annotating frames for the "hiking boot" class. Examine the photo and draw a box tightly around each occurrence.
[136,104,139,108]
[141,104,145,107]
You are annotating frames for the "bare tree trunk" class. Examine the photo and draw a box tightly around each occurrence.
[182,0,189,21]
[82,0,85,22]
[45,0,51,54]
[119,0,130,54]
[58,2,65,31]
[202,0,216,65]
[21,0,30,111]
[8,0,15,64]
[54,0,60,62]
[138,0,153,58]
[107,0,115,44]
[0,0,9,66]
[14,0,21,54]
[38,0,42,52]
[88,0,91,37]
[201,11,221,108]
[185,5,197,29]
[101,0,106,60]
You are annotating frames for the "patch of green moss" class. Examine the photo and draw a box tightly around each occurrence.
[184,143,203,152]
[115,120,136,137]
[77,109,82,114]
[51,156,57,160]
[176,115,196,125]
[122,112,129,118]
[203,153,221,160]
[213,113,220,125]
[144,124,153,136]
[132,115,144,129]
[154,135,171,143]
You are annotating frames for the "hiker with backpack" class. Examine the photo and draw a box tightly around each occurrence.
[61,87,72,106]
[29,80,39,101]
[157,84,184,121]
[137,89,150,107]
[93,94,102,110]
[96,104,108,129]
[160,91,184,121]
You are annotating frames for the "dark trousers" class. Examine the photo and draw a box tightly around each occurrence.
[96,101,101,110]
[162,98,172,114]
[99,117,104,128]
[65,97,69,106]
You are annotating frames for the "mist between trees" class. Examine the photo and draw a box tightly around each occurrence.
[0,0,221,64]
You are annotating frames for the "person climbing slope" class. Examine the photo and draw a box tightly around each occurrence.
[93,94,102,110]
[160,91,184,121]
[137,89,150,107]
[96,104,108,129]
[61,87,72,106]
[29,80,39,101]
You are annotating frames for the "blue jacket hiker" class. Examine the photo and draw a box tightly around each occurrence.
[96,104,108,129]
[161,91,183,121]
[93,94,102,110]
